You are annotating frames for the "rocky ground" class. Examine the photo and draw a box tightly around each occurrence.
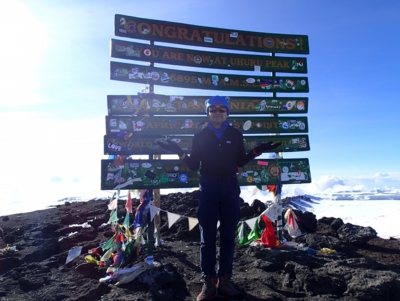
[0,190,399,301]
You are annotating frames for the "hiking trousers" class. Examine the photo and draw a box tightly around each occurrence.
[197,175,241,276]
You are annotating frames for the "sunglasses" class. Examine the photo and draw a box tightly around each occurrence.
[209,107,227,114]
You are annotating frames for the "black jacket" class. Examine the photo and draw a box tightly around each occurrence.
[182,125,255,176]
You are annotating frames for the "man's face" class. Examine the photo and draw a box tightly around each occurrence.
[208,104,228,126]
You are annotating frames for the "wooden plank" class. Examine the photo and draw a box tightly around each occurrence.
[107,94,308,115]
[111,39,308,73]
[101,158,311,190]
[110,61,309,93]
[114,15,309,54]
[104,134,310,155]
[106,116,308,136]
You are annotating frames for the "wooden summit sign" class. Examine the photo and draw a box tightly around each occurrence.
[111,39,308,73]
[107,94,308,116]
[106,116,308,136]
[101,158,311,190]
[111,61,309,92]
[114,15,309,54]
[104,134,310,156]
[101,15,312,190]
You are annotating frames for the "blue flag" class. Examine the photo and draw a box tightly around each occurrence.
[133,189,153,230]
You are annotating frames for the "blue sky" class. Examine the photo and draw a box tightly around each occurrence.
[1,0,400,211]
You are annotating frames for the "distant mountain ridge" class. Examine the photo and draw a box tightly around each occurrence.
[319,190,400,201]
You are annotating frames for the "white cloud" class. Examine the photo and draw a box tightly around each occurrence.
[375,172,389,177]
[352,172,400,187]
[239,173,400,204]
[0,113,105,186]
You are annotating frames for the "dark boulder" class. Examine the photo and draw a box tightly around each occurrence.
[337,223,378,246]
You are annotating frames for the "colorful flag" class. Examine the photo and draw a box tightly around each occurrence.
[133,190,152,230]
[237,222,249,245]
[284,209,303,238]
[256,215,279,248]
[276,178,282,195]
[113,155,126,166]
[101,236,114,251]
[125,190,133,213]
[139,189,147,203]
[123,213,130,230]
[108,210,118,223]
[247,217,262,242]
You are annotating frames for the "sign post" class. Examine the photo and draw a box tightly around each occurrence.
[103,14,311,254]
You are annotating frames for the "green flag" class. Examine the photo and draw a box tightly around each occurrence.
[108,210,118,223]
[237,222,249,246]
[123,213,130,230]
[101,236,114,252]
[237,217,268,246]
[247,217,262,243]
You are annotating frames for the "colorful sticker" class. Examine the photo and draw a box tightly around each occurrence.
[243,120,251,131]
[194,55,202,64]
[179,174,188,183]
[145,170,156,179]
[181,119,194,129]
[297,101,305,110]
[161,73,170,82]
[268,164,281,178]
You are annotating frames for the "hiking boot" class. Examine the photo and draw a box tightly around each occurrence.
[197,275,217,301]
[217,274,242,299]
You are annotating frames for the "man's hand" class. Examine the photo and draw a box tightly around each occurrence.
[157,140,185,157]
[253,141,282,155]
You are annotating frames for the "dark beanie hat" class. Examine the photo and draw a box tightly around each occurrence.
[205,96,230,115]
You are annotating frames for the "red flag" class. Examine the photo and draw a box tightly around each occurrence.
[113,155,125,166]
[125,191,133,213]
[288,210,296,228]
[256,215,278,249]
[267,185,277,196]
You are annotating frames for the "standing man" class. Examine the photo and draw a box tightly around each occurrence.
[158,96,281,301]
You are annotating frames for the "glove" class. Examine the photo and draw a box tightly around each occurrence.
[157,140,185,157]
[253,141,282,156]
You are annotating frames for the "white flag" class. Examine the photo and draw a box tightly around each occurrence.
[108,194,118,211]
[262,202,279,222]
[167,212,181,228]
[149,205,161,221]
[187,217,199,231]
[245,217,258,231]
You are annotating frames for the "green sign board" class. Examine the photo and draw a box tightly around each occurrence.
[106,116,308,135]
[114,15,309,54]
[107,94,308,116]
[111,39,308,73]
[101,158,311,190]
[104,134,310,156]
[111,62,309,93]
